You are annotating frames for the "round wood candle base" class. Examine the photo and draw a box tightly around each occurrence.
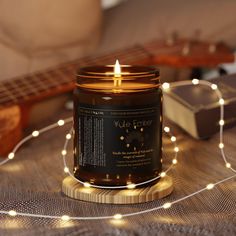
[62,176,173,204]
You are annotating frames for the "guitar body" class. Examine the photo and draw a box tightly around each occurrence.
[0,105,22,156]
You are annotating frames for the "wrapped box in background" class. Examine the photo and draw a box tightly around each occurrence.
[163,74,236,139]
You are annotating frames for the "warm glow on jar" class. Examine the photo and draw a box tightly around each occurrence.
[74,64,162,187]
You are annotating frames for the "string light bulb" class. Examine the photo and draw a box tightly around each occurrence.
[171,136,176,142]
[219,143,224,149]
[32,130,39,137]
[160,172,166,178]
[211,84,218,90]
[192,79,199,85]
[113,214,123,220]
[174,147,179,152]
[61,215,70,221]
[61,150,67,156]
[64,167,69,173]
[127,183,136,189]
[172,159,177,165]
[8,210,17,216]
[83,182,91,188]
[66,134,72,140]
[219,98,225,105]
[226,163,231,168]
[58,120,65,126]
[162,82,170,90]
[162,202,172,209]
[206,183,214,190]
[219,120,224,126]
[164,126,170,133]
[8,152,15,160]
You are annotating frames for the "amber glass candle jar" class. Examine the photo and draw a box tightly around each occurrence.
[73,63,162,187]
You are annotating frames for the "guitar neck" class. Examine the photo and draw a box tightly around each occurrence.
[0,44,152,107]
[0,39,233,107]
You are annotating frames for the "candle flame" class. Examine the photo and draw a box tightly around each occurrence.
[114,60,121,77]
[114,60,122,87]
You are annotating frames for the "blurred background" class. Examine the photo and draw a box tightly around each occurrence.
[1,0,236,148]
[1,0,236,80]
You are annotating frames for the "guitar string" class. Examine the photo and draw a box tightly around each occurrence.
[0,47,148,104]
[0,39,192,96]
[0,40,222,105]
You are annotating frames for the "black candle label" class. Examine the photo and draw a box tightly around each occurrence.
[75,103,162,174]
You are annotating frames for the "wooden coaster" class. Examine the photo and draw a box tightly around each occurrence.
[62,176,173,204]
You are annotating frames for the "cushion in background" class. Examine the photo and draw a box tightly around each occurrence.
[0,0,102,80]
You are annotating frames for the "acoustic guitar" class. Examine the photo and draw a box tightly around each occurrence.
[0,39,234,156]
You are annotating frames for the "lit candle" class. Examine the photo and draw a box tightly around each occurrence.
[73,61,162,187]
[113,59,122,87]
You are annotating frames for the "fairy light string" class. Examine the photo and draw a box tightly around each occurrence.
[0,79,235,221]
[61,126,178,189]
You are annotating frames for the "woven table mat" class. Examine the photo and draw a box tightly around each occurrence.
[0,108,235,236]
